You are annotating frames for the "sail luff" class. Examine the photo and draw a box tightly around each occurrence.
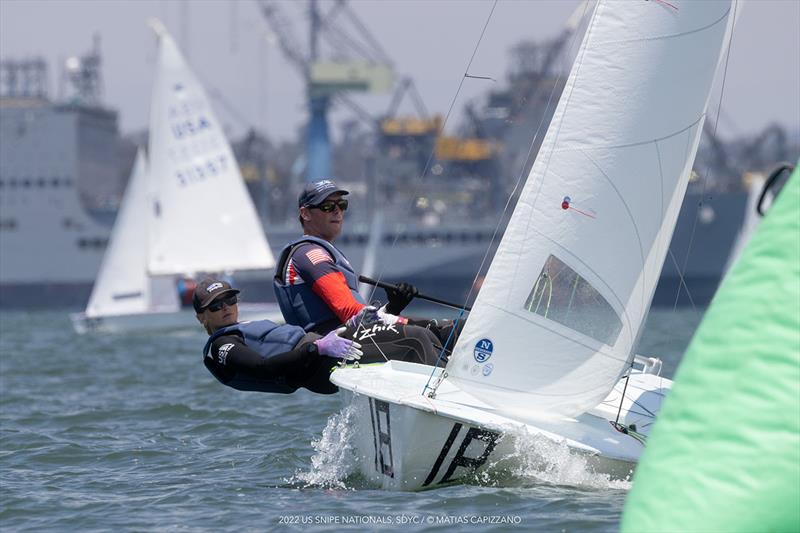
[446,0,736,419]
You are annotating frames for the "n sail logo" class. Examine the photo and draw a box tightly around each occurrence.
[473,338,493,363]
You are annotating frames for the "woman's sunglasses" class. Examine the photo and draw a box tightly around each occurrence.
[311,199,348,213]
[205,294,238,312]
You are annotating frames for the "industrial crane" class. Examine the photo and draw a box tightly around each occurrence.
[256,0,392,182]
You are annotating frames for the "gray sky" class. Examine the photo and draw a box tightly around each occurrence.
[1,0,798,143]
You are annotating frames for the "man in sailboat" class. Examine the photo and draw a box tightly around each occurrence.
[273,179,462,352]
[196,277,445,395]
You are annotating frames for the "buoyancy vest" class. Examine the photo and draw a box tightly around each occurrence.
[273,236,366,332]
[203,320,307,394]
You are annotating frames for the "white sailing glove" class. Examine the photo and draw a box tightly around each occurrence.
[377,305,408,326]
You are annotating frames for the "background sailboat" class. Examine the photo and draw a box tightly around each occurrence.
[70,22,279,334]
[70,149,177,333]
[330,0,736,490]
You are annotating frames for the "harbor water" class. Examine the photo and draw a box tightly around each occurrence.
[1,306,703,531]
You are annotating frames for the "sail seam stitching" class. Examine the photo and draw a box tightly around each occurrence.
[548,114,705,153]
[592,7,731,47]
[579,149,647,319]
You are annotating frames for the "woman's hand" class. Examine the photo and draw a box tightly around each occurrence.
[314,327,363,361]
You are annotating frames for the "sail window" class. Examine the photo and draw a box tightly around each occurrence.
[524,255,622,346]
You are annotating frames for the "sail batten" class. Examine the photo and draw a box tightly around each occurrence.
[446,0,735,418]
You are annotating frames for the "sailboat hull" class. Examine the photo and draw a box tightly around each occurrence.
[70,303,283,334]
[331,360,670,491]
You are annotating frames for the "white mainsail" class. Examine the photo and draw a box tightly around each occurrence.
[447,0,735,418]
[147,27,274,276]
[86,149,157,317]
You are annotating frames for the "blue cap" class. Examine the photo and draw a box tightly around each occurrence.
[298,179,349,208]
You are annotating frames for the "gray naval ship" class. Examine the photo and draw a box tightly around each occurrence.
[0,44,123,308]
[1,37,795,310]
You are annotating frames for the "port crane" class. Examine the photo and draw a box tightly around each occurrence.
[256,0,392,182]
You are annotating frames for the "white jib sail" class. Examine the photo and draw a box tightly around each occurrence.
[147,27,274,276]
[447,0,736,418]
[86,149,152,317]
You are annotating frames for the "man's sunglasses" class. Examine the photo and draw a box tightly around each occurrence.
[205,294,238,312]
[310,199,348,213]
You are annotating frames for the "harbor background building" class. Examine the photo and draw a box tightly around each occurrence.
[1,2,797,309]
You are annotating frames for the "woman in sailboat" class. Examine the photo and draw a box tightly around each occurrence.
[196,277,445,395]
[273,179,462,352]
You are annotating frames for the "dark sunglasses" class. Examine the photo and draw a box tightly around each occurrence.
[311,199,348,213]
[205,294,238,312]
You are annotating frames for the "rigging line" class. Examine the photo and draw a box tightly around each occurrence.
[464,1,597,313]
[371,3,502,394]
[673,0,738,312]
[405,0,497,192]
[464,74,496,81]
[422,310,465,397]
[666,248,698,312]
[366,333,390,362]
[654,138,665,254]
[342,327,391,366]
[429,0,594,397]
[360,0,499,396]
[614,362,634,426]
[368,0,498,299]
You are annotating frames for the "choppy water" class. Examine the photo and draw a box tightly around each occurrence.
[0,307,703,531]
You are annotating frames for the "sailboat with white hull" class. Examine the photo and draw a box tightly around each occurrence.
[71,22,279,334]
[331,0,736,490]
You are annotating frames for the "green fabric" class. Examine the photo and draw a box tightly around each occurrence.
[622,164,800,533]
